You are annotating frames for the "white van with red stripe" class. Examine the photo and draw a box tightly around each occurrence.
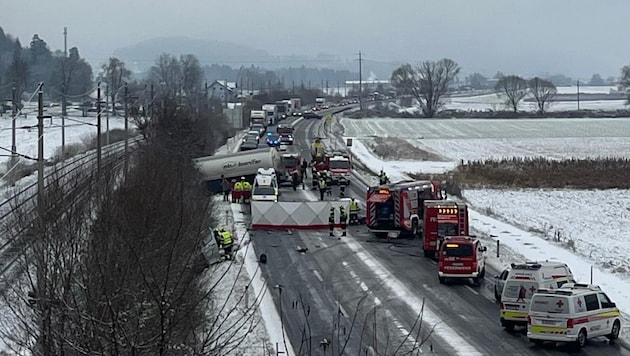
[528,283,621,349]
[500,261,575,330]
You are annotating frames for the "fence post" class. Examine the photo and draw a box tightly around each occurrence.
[496,240,500,258]
[590,265,593,284]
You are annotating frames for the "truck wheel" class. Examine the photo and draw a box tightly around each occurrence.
[503,322,515,332]
[423,250,434,258]
[439,277,445,284]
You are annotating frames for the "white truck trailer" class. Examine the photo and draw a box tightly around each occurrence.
[193,147,282,193]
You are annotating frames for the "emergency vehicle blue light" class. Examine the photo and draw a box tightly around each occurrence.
[267,132,272,136]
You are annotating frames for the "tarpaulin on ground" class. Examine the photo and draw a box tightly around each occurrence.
[251,201,350,229]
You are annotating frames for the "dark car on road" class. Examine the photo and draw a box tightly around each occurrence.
[240,139,259,151]
[302,112,322,120]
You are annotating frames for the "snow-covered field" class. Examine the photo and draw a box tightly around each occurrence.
[0,102,129,170]
[342,117,630,161]
[341,116,630,341]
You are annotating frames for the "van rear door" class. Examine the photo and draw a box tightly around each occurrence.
[440,243,475,274]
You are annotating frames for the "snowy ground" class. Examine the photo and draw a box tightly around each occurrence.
[342,117,630,162]
[0,107,129,171]
[341,116,630,341]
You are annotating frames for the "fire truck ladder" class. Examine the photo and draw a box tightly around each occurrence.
[458,205,467,235]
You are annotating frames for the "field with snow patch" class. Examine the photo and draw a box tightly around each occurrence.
[341,117,630,161]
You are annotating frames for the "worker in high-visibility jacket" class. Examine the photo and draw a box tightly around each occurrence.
[339,206,347,237]
[220,228,234,260]
[328,207,335,237]
[233,179,244,203]
[319,177,327,201]
[349,198,360,225]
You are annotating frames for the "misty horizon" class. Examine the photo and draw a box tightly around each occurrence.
[4,0,630,79]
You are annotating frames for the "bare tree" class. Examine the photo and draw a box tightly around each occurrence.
[180,54,203,96]
[495,75,528,112]
[100,57,131,114]
[528,77,557,114]
[391,58,460,118]
[619,64,630,104]
[150,53,182,97]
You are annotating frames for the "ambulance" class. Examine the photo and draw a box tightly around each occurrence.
[527,283,621,349]
[500,261,575,331]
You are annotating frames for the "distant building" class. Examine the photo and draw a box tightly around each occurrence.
[208,80,237,102]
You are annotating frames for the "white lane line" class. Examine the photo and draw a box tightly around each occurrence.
[313,269,324,282]
[349,270,359,280]
[464,285,479,296]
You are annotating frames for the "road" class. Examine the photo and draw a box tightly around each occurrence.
[248,110,630,355]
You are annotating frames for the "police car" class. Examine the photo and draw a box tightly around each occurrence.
[527,283,621,349]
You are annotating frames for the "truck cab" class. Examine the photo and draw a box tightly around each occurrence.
[327,153,352,185]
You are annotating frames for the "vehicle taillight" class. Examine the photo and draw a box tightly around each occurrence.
[527,315,531,325]
[566,318,574,328]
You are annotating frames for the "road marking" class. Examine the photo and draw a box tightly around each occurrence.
[313,269,324,282]
[349,270,359,280]
[464,285,479,296]
[320,242,328,248]
[360,281,369,292]
[342,261,349,267]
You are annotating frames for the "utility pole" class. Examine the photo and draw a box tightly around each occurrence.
[326,80,329,96]
[337,81,340,97]
[11,85,17,164]
[357,51,363,111]
[37,83,44,210]
[96,82,102,177]
[124,82,129,176]
[577,80,580,110]
[61,27,68,158]
[105,83,110,145]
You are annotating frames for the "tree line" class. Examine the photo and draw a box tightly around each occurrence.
[390,59,630,118]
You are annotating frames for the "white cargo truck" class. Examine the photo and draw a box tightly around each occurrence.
[262,104,277,126]
[250,110,267,128]
[193,147,282,193]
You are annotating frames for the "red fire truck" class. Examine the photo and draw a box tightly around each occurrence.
[422,201,469,258]
[366,180,443,238]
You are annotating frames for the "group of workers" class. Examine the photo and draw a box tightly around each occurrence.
[213,227,235,261]
[378,169,390,185]
[222,175,252,203]
[314,170,349,201]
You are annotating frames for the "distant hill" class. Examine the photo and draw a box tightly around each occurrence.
[112,36,399,79]
[113,37,269,72]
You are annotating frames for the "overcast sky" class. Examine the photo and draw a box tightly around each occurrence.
[4,0,630,78]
